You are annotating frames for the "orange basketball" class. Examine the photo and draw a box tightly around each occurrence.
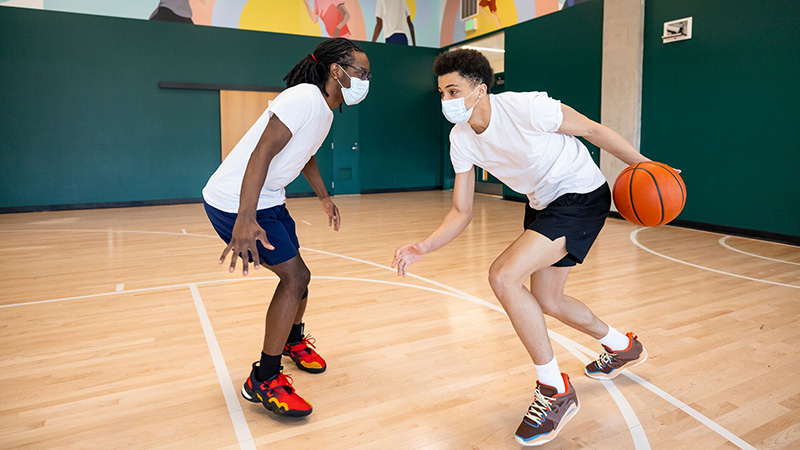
[613,161,686,227]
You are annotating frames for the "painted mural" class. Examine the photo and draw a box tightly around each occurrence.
[0,0,592,48]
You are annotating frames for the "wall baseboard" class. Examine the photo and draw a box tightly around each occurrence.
[361,186,443,195]
[607,211,798,246]
[0,198,203,214]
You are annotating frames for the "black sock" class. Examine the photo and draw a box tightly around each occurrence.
[256,352,282,381]
[287,323,304,344]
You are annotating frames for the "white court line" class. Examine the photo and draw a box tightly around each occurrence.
[182,228,188,235]
[719,236,800,266]
[0,227,757,448]
[115,284,124,292]
[631,228,799,289]
[549,332,649,449]
[189,284,256,450]
[302,220,312,226]
[0,276,473,310]
[553,334,757,450]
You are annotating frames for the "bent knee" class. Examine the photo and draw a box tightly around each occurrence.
[488,263,519,293]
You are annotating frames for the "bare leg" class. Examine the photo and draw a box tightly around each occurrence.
[293,291,308,325]
[261,254,311,355]
[488,230,568,365]
[530,267,610,339]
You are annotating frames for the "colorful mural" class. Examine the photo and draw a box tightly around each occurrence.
[0,0,593,48]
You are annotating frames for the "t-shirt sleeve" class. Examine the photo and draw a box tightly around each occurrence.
[267,87,313,136]
[529,92,563,133]
[404,1,411,16]
[375,0,385,19]
[449,131,474,174]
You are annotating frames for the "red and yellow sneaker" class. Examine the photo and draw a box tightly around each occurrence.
[241,363,312,417]
[283,335,327,374]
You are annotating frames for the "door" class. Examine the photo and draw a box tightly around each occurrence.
[330,105,360,195]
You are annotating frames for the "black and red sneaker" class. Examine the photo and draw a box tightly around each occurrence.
[241,362,312,417]
[283,335,327,374]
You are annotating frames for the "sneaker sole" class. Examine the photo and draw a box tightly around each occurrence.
[241,385,312,417]
[585,348,648,380]
[515,400,581,446]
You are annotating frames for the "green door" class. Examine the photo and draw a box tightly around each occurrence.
[331,105,361,195]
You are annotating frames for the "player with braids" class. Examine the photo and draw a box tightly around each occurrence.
[202,38,371,417]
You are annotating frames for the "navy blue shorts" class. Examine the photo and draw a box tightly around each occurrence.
[204,201,300,267]
[523,183,611,267]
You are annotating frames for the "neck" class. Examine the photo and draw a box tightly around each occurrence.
[468,94,491,134]
[323,77,344,110]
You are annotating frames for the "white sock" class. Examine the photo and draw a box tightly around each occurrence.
[599,326,630,352]
[534,357,566,393]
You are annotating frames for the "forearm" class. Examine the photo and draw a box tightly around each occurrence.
[371,22,381,41]
[585,124,650,166]
[238,151,274,217]
[407,20,416,45]
[418,208,472,254]
[301,157,330,200]
[336,13,350,30]
[303,1,317,22]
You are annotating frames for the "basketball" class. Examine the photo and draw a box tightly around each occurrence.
[613,161,686,227]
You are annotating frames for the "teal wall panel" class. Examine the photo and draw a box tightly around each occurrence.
[642,0,800,237]
[0,7,441,209]
[502,0,604,201]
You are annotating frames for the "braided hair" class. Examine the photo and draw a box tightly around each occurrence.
[284,38,365,97]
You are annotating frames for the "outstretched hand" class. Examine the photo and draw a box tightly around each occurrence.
[392,243,427,277]
[218,217,273,276]
[320,198,341,231]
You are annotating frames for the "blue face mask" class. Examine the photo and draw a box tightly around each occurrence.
[441,86,480,124]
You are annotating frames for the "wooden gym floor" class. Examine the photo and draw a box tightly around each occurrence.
[1,191,798,449]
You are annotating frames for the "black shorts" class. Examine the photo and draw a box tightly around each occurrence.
[523,183,611,267]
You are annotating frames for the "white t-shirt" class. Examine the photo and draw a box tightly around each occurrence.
[375,0,410,38]
[203,84,333,213]
[449,92,606,210]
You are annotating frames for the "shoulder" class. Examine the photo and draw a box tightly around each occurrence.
[493,91,553,106]
[280,83,320,100]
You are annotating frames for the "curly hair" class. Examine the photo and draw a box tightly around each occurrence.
[433,48,494,90]
[284,38,365,97]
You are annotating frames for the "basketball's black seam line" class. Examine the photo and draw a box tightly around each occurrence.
[629,163,645,226]
[639,167,665,226]
[655,163,685,209]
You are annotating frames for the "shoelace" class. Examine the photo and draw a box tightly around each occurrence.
[290,335,317,357]
[596,351,613,369]
[262,373,295,395]
[524,388,554,427]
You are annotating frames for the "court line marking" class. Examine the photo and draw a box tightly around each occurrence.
[115,284,124,292]
[182,228,188,235]
[719,236,800,266]
[548,332,650,449]
[302,220,312,226]
[189,284,256,450]
[0,227,754,448]
[554,334,757,450]
[3,272,645,449]
[630,228,799,289]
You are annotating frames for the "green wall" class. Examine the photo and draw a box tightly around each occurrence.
[356,42,442,191]
[0,7,440,210]
[494,0,604,201]
[642,0,800,237]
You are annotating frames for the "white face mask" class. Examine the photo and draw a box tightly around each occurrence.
[441,86,481,124]
[336,64,370,105]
